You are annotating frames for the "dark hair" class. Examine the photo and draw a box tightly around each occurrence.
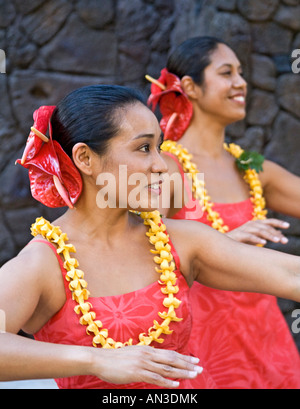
[167,36,229,86]
[51,85,146,158]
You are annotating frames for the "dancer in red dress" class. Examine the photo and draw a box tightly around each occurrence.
[1,85,300,389]
[147,36,300,389]
[33,238,216,389]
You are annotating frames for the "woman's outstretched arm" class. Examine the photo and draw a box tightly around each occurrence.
[0,243,92,382]
[0,332,202,387]
[0,242,202,387]
[0,332,91,382]
[166,219,300,302]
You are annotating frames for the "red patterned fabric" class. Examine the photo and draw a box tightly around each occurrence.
[167,152,300,389]
[33,237,216,389]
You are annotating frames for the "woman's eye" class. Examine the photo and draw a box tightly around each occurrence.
[140,144,150,152]
[221,71,231,76]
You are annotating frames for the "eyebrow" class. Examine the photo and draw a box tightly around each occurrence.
[133,132,164,141]
[133,133,155,140]
[218,63,243,70]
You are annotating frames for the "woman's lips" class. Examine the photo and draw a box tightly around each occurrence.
[229,94,246,105]
[147,181,163,195]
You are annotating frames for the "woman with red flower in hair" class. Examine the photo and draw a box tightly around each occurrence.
[147,36,300,389]
[1,84,300,389]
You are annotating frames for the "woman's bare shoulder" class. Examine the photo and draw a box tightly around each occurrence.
[1,237,66,305]
[162,218,216,277]
[20,237,60,266]
[0,237,66,333]
[259,159,289,186]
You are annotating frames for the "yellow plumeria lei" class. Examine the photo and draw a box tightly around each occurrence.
[161,140,267,233]
[223,143,267,221]
[31,210,182,349]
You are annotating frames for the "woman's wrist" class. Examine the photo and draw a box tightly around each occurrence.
[66,345,97,378]
[83,346,108,379]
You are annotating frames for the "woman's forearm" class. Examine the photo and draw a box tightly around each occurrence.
[209,244,300,302]
[188,220,300,302]
[0,332,91,382]
[0,332,204,388]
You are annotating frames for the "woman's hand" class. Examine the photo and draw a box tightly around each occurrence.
[226,218,290,246]
[90,345,203,388]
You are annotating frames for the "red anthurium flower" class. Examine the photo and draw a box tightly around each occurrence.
[20,106,55,165]
[147,68,193,141]
[16,106,83,208]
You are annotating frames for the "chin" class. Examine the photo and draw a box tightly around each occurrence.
[127,191,161,213]
[129,206,159,214]
[129,201,160,213]
[225,112,246,126]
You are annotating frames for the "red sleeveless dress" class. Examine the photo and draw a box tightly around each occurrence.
[167,152,300,389]
[33,236,216,389]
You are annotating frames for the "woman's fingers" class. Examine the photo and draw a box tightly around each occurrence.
[140,348,203,387]
[261,218,290,229]
[252,219,289,244]
[139,365,202,389]
[138,369,181,388]
[144,361,203,386]
[228,219,290,245]
[93,346,203,388]
[239,232,268,246]
[151,347,200,368]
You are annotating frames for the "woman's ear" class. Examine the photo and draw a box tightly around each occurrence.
[180,75,201,100]
[72,143,93,176]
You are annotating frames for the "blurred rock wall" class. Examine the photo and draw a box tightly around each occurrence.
[0,0,300,347]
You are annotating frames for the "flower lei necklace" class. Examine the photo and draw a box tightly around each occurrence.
[31,210,182,349]
[161,140,267,233]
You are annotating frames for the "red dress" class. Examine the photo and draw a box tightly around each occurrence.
[33,237,216,389]
[167,152,300,389]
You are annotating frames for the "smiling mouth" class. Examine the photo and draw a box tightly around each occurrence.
[149,183,161,189]
[230,95,246,104]
[147,180,163,195]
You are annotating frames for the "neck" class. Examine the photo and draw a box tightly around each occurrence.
[179,110,227,159]
[59,190,133,244]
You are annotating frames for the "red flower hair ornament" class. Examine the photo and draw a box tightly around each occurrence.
[16,106,83,209]
[146,68,193,141]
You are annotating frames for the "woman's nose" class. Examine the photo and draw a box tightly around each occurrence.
[233,72,247,90]
[152,150,168,175]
